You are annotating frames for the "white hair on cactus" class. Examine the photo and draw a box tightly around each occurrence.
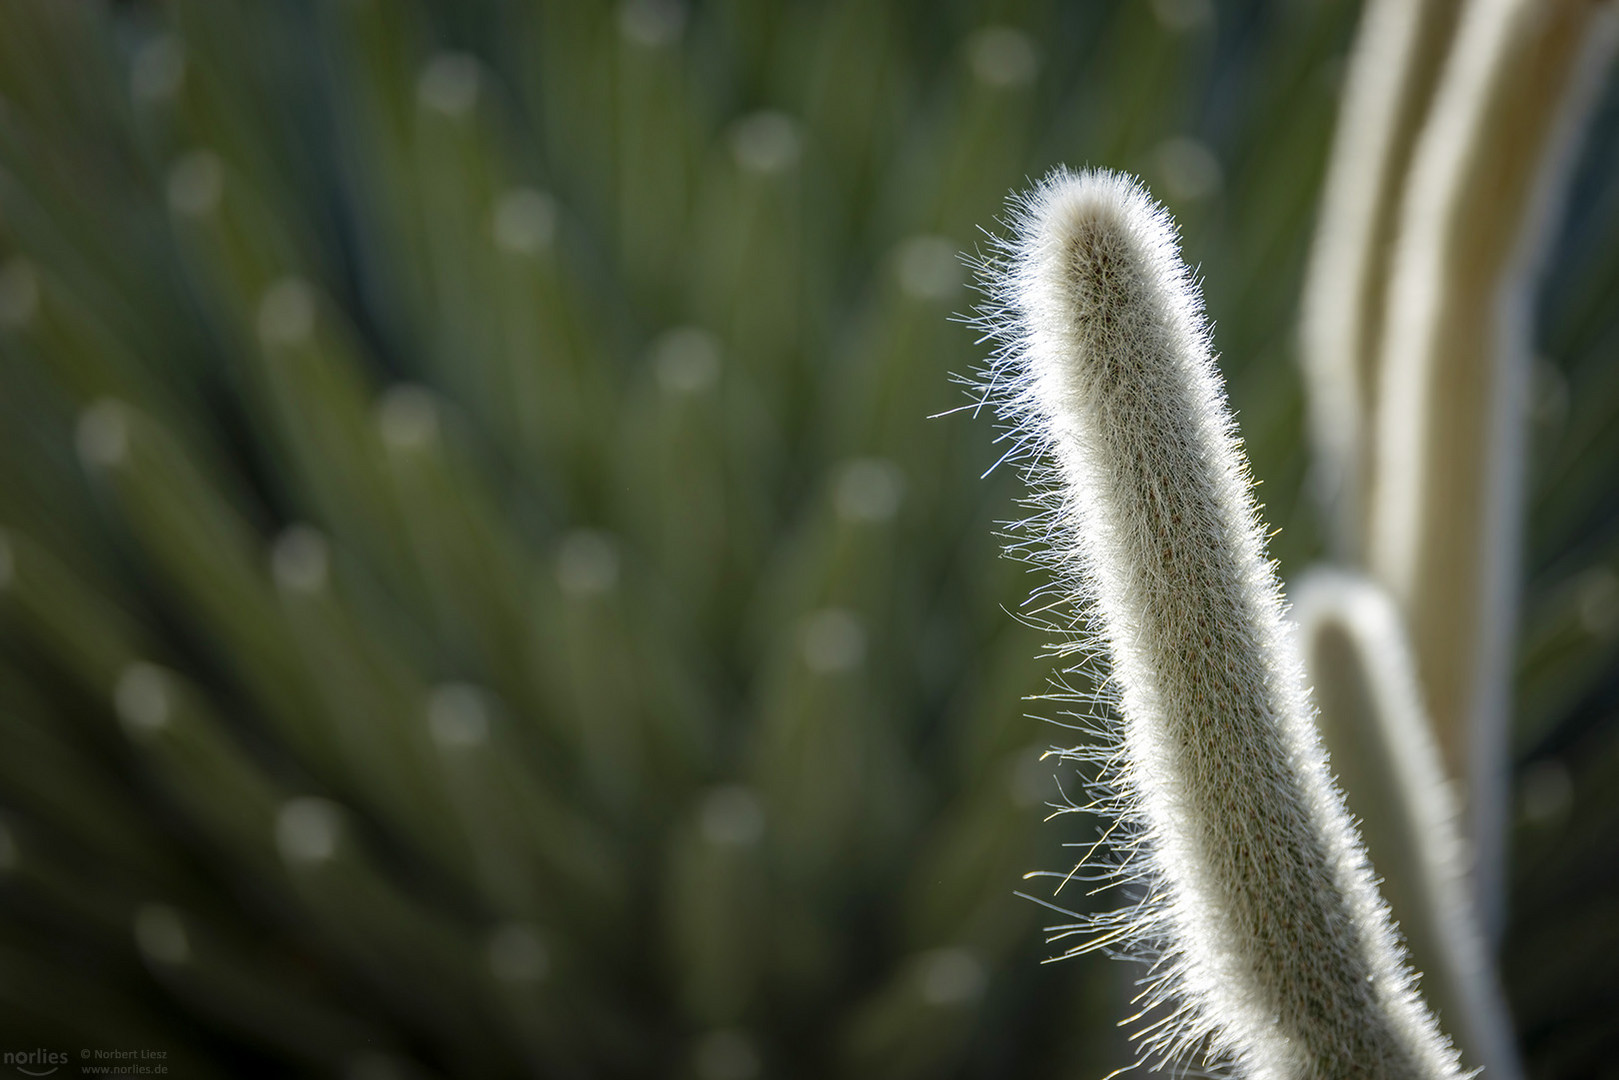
[969,167,1463,1079]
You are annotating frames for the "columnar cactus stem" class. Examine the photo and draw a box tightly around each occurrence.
[977,169,1462,1078]
[1368,0,1619,935]
[1299,0,1463,558]
[1292,570,1521,1080]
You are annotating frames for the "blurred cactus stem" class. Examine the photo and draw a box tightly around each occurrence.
[1368,0,1619,936]
[978,169,1462,1078]
[1299,0,1463,558]
[1292,569,1522,1080]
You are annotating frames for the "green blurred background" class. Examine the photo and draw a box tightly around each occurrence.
[0,0,1615,1076]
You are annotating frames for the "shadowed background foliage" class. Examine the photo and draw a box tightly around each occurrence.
[0,0,1615,1076]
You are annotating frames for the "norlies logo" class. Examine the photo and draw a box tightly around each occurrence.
[3,1049,67,1077]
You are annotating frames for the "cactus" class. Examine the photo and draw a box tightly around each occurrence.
[1366,0,1619,934]
[974,168,1461,1078]
[1291,570,1521,1080]
[1299,0,1463,559]
[0,2,1618,1078]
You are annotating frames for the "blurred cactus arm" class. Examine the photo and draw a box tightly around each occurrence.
[1365,0,1619,933]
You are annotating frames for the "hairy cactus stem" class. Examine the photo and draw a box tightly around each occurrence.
[1292,569,1522,1080]
[974,168,1462,1079]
